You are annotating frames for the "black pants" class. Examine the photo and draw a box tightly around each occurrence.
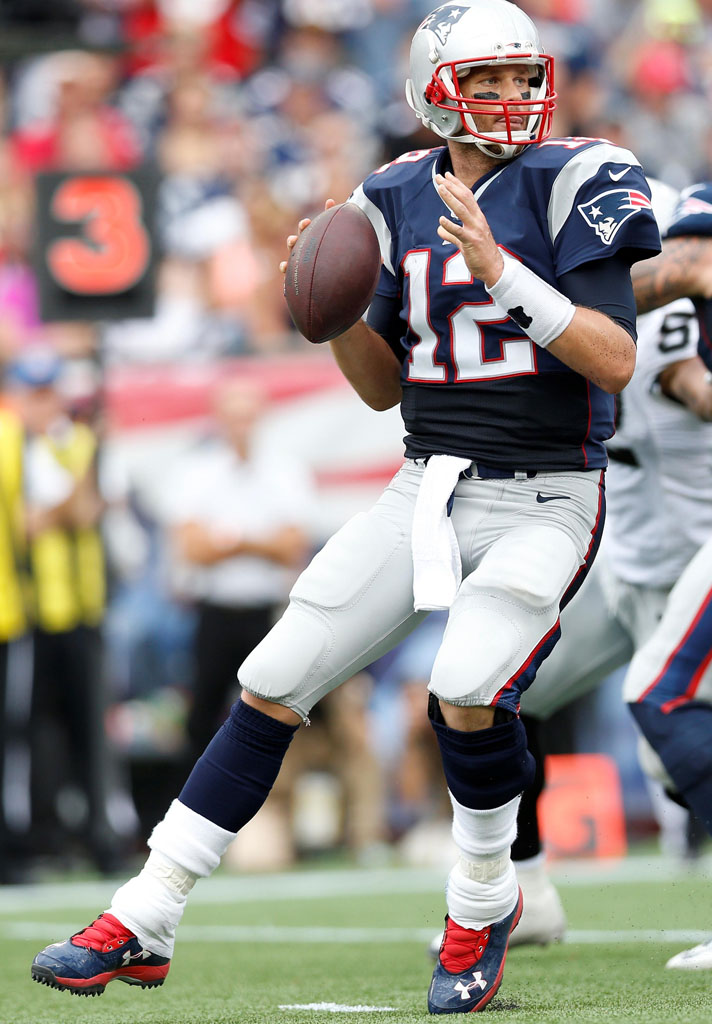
[186,602,277,760]
[31,625,113,862]
[0,637,33,881]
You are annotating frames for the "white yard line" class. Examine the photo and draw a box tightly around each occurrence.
[0,856,709,914]
[279,1005,397,1013]
[4,921,710,945]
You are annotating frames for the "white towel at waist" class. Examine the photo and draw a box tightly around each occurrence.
[411,455,471,612]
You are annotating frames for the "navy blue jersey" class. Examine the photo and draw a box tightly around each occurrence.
[350,139,661,470]
[665,183,712,374]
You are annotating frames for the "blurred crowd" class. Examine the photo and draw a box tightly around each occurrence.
[1,0,712,881]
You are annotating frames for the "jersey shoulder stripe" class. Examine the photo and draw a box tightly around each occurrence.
[349,183,395,276]
[546,141,642,242]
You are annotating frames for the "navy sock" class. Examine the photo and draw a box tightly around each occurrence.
[511,714,544,861]
[179,699,299,833]
[630,701,712,835]
[428,695,535,809]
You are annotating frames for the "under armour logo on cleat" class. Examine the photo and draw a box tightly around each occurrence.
[454,973,487,1000]
[536,492,571,503]
[122,948,151,966]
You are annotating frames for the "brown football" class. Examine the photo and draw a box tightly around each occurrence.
[284,203,382,344]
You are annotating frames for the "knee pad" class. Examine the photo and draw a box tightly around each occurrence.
[238,599,333,713]
[428,695,535,809]
[428,589,561,710]
[428,528,577,709]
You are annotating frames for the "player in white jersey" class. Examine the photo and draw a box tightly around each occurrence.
[504,292,712,945]
[487,179,712,951]
[416,176,711,960]
[622,181,712,970]
[520,292,712,716]
[424,264,712,949]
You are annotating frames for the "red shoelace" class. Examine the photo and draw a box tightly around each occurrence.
[439,916,490,974]
[72,913,136,952]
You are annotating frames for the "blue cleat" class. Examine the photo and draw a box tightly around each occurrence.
[31,913,170,997]
[427,888,523,1013]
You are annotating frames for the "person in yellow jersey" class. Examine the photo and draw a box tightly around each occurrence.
[6,346,124,873]
[0,384,31,882]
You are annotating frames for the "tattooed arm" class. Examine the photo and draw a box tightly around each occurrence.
[658,356,712,421]
[632,237,712,314]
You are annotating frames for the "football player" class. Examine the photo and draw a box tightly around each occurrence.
[498,179,712,950]
[427,176,712,959]
[31,0,660,1013]
[623,183,712,970]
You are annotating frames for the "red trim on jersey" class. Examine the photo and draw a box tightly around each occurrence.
[637,583,712,705]
[580,379,592,468]
[492,617,561,704]
[442,249,474,286]
[565,469,604,596]
[403,247,449,383]
[446,298,535,383]
[492,469,605,704]
[660,645,712,712]
[373,148,437,175]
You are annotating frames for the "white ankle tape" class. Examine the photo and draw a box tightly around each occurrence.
[449,792,520,859]
[148,799,237,877]
[486,253,574,348]
[145,851,196,897]
[457,854,510,883]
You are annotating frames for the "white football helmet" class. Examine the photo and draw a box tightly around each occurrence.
[405,0,556,160]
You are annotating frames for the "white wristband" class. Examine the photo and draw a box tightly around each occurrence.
[485,253,575,348]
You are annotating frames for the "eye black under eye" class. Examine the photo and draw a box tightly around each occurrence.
[473,90,531,101]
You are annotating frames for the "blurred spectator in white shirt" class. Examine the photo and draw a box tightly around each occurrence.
[165,376,317,758]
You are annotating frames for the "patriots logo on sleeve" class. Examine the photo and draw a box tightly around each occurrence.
[420,4,469,45]
[577,189,653,245]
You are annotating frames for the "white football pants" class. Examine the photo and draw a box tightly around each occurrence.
[239,460,604,719]
[624,533,712,708]
[520,549,670,720]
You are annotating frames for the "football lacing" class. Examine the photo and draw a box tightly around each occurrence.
[72,913,136,953]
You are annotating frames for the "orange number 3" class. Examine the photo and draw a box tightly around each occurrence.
[47,176,151,295]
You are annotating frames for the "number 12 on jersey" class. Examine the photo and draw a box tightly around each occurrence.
[403,248,537,382]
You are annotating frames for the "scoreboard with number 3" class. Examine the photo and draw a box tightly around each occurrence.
[34,169,159,322]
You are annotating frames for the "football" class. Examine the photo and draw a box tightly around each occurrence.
[284,203,382,344]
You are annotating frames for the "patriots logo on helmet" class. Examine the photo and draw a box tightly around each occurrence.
[577,189,653,246]
[420,4,470,46]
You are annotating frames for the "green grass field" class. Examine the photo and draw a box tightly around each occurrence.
[1,856,711,1024]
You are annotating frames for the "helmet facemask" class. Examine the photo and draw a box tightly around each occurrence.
[423,54,556,159]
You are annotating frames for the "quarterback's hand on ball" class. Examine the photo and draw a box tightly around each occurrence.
[279,199,337,275]
[435,172,504,288]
